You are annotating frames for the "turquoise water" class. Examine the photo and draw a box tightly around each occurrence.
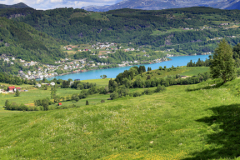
[48,55,210,81]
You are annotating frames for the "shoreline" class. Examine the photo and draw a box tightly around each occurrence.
[46,59,171,80]
[45,54,210,80]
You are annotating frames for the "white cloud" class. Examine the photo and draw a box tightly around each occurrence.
[0,0,121,9]
[36,0,44,4]
[50,0,63,3]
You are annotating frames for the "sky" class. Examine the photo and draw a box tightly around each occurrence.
[0,0,123,10]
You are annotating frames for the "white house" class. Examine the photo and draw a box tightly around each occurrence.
[36,84,42,88]
[50,82,55,86]
[4,58,9,62]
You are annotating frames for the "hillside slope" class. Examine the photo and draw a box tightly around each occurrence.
[9,7,240,55]
[0,77,240,159]
[0,17,66,64]
[0,2,30,9]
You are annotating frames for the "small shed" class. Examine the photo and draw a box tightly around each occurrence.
[58,103,62,106]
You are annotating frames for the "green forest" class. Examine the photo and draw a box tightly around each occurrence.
[2,7,240,63]
[0,7,240,55]
[0,17,66,64]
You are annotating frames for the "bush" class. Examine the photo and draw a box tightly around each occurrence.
[110,92,119,100]
[133,92,141,97]
[101,100,105,103]
[143,89,153,95]
[155,85,166,92]
[86,100,89,105]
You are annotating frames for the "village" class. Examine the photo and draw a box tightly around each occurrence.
[0,42,172,80]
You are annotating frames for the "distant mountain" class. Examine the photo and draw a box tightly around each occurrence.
[82,5,110,12]
[0,2,30,9]
[226,1,240,9]
[83,0,240,11]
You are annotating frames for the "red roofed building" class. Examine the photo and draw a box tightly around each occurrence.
[58,103,62,106]
[8,86,15,92]
[16,87,21,91]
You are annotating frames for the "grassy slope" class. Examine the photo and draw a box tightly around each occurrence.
[2,67,240,159]
[135,66,210,80]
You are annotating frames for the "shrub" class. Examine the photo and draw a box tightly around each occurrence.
[110,92,119,100]
[155,85,166,92]
[133,92,141,97]
[143,89,153,95]
[86,100,89,105]
[101,100,105,103]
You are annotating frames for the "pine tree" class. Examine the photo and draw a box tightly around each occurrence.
[210,39,236,83]
[86,100,89,105]
[15,89,20,97]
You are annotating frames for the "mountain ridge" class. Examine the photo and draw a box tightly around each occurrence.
[0,2,31,9]
[83,0,240,11]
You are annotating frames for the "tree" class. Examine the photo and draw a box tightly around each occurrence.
[100,75,107,79]
[42,98,49,111]
[210,39,236,83]
[15,89,20,97]
[86,100,89,105]
[51,87,57,99]
[4,100,11,109]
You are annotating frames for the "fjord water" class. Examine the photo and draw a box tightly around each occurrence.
[49,55,210,81]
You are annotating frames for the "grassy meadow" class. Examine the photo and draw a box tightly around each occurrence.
[1,67,240,159]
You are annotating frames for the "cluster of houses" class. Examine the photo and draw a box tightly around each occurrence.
[36,82,55,88]
[0,55,38,67]
[209,37,223,41]
[202,52,212,55]
[92,42,116,49]
[19,65,59,80]
[23,61,38,67]
[183,28,194,30]
[98,55,108,59]
[220,23,229,26]
[0,54,16,65]
[0,86,23,94]
[124,48,137,52]
[118,60,139,67]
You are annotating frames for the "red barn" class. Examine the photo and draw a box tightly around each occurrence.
[8,86,15,92]
[58,103,62,106]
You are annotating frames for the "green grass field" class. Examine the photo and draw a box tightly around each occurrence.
[82,78,111,87]
[1,67,240,159]
[134,66,209,80]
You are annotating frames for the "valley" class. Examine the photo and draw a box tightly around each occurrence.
[1,2,240,160]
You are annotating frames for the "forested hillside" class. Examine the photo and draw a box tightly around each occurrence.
[0,2,30,9]
[0,17,66,64]
[0,7,237,54]
[2,7,240,56]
